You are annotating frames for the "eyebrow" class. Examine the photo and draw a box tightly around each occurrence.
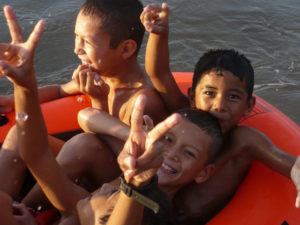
[203,85,245,95]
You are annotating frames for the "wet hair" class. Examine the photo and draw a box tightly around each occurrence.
[80,0,145,54]
[192,49,254,99]
[177,108,222,165]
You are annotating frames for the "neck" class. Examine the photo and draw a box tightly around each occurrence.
[160,185,181,200]
[101,57,146,89]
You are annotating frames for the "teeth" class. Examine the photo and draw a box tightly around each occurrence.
[162,163,177,174]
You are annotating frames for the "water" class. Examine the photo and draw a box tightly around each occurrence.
[0,0,299,125]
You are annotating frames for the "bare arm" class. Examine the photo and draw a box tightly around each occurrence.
[0,5,88,215]
[105,95,180,225]
[236,127,295,178]
[142,3,189,112]
[78,107,130,141]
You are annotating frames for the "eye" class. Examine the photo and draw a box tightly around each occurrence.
[204,91,215,97]
[228,94,240,101]
[163,135,173,144]
[183,149,196,158]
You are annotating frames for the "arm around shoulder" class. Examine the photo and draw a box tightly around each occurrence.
[235,126,295,178]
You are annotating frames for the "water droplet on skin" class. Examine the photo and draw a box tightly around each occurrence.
[13,158,18,163]
[21,131,26,136]
[77,97,82,102]
[182,130,185,134]
[16,112,29,122]
[75,178,79,184]
[98,59,102,64]
[37,205,42,211]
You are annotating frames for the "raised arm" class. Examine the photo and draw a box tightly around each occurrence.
[0,5,88,215]
[142,3,189,112]
[0,8,81,114]
[106,95,180,225]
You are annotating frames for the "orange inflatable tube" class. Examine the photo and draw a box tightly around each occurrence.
[0,72,299,224]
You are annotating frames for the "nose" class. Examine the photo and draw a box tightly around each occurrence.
[165,147,180,162]
[212,95,227,112]
[74,37,85,55]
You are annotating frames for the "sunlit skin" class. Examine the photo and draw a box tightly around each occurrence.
[157,119,213,197]
[74,11,120,76]
[192,69,255,134]
[77,118,215,225]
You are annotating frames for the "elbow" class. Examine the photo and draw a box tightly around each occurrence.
[78,107,101,133]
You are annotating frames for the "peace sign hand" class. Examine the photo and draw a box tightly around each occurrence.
[0,5,45,89]
[118,95,181,187]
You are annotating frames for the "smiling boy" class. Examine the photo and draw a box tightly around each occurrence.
[0,0,166,202]
[141,3,297,224]
[0,20,223,223]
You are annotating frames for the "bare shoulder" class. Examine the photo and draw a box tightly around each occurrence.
[132,87,167,124]
[227,126,274,157]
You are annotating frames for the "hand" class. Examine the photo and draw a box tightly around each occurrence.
[72,64,109,109]
[0,5,45,89]
[118,95,181,187]
[12,202,37,225]
[140,3,169,35]
[291,155,300,207]
[0,94,14,114]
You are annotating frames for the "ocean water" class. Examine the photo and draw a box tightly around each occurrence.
[0,0,299,125]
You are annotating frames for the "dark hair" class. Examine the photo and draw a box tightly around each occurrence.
[176,108,222,164]
[192,49,254,99]
[80,0,145,55]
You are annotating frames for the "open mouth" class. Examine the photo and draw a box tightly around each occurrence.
[160,162,177,175]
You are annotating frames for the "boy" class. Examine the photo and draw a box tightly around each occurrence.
[0,0,166,200]
[0,20,223,224]
[140,3,298,224]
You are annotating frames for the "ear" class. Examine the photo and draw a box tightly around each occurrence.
[188,87,196,108]
[244,96,256,116]
[118,39,137,60]
[194,164,215,184]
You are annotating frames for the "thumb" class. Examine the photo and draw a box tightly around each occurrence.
[0,60,17,80]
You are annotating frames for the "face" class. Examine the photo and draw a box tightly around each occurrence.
[157,119,213,190]
[74,11,120,75]
[192,69,254,133]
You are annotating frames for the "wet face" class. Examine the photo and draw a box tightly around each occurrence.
[74,11,120,75]
[192,69,254,133]
[157,119,213,190]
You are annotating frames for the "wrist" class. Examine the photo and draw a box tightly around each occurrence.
[119,175,159,213]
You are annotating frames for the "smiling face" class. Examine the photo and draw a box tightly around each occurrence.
[191,69,255,133]
[74,11,120,75]
[157,118,213,191]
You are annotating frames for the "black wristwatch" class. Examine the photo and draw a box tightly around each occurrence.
[119,175,160,213]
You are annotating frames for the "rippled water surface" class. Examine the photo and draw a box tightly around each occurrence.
[0,0,299,125]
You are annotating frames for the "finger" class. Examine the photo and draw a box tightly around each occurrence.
[86,71,95,89]
[136,146,164,170]
[26,20,46,51]
[0,44,15,59]
[143,115,154,132]
[3,5,23,43]
[146,113,181,149]
[94,74,103,87]
[0,60,16,80]
[296,194,300,208]
[79,71,87,92]
[161,2,169,16]
[130,95,147,133]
